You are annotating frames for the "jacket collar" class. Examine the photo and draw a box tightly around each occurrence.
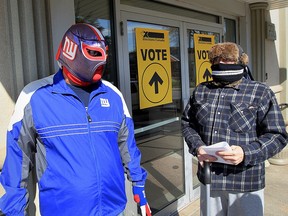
[52,69,108,96]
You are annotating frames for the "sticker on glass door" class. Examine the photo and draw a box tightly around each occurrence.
[135,28,172,109]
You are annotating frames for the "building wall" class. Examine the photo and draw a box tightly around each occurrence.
[156,0,246,16]
[49,0,75,71]
[0,0,17,168]
[266,9,281,86]
[271,8,288,120]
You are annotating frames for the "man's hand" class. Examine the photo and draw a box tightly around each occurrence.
[216,145,244,165]
[132,185,152,216]
[197,146,218,166]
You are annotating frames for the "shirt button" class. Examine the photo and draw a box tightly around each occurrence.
[218,112,220,114]
[215,131,218,134]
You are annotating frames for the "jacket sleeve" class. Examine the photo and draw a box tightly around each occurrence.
[241,88,288,165]
[117,102,147,185]
[181,94,206,156]
[0,94,36,216]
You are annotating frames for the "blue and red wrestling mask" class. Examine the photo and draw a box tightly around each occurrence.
[56,23,108,86]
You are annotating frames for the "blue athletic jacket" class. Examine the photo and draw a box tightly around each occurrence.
[0,70,147,216]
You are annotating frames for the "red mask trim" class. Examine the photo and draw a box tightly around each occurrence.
[63,67,91,87]
[92,65,104,82]
[56,44,61,61]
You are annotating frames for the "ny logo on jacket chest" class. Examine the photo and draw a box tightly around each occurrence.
[100,98,110,107]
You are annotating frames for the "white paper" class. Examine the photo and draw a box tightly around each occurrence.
[201,141,233,164]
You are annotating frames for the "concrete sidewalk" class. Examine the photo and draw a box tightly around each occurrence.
[178,163,288,216]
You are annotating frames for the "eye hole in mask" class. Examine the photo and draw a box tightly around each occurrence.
[87,49,102,57]
[81,42,106,61]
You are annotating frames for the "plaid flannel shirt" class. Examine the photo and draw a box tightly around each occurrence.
[182,78,288,192]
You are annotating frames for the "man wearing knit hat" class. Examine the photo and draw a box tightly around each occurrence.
[182,42,287,216]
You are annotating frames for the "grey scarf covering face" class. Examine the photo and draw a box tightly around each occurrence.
[211,63,244,83]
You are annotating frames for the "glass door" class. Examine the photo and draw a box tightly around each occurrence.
[119,12,185,216]
[183,23,222,196]
[129,21,184,215]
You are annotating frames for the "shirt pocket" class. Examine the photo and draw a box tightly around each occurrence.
[229,102,257,133]
[193,101,210,126]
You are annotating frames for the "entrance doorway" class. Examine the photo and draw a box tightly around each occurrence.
[118,10,222,216]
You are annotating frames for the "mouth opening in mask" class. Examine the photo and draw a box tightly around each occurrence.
[63,64,104,87]
[92,65,104,83]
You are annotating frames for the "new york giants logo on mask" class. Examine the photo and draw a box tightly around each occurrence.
[56,23,108,86]
[62,36,78,60]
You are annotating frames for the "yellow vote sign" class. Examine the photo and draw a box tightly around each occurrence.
[194,34,215,85]
[135,28,172,109]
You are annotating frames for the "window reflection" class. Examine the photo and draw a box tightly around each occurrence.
[187,30,220,89]
[224,18,236,42]
[74,0,117,85]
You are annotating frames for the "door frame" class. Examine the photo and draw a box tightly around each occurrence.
[182,22,223,203]
[116,6,223,215]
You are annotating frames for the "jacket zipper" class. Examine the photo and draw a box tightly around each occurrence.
[86,106,102,213]
[86,111,92,122]
[85,106,92,123]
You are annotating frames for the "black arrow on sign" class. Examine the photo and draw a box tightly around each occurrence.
[203,69,212,82]
[149,72,163,94]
